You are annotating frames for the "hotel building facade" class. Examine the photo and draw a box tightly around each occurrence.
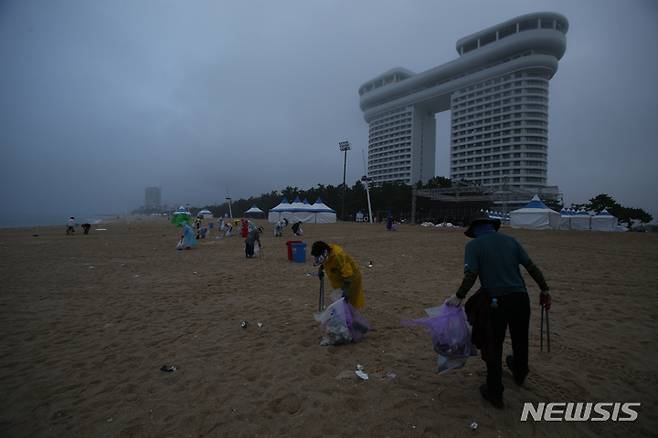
[359,12,568,193]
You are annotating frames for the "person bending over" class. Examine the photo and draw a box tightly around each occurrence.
[311,241,365,309]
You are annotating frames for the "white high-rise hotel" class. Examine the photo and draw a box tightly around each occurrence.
[359,12,568,192]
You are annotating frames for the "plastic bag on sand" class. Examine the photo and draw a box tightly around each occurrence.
[402,304,476,373]
[314,298,370,345]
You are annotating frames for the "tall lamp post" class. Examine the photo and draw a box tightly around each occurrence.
[225,197,233,219]
[361,175,374,224]
[338,140,351,221]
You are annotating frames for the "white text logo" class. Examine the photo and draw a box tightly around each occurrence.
[520,402,640,422]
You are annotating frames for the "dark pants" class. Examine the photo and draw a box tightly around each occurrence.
[245,241,254,258]
[486,292,530,399]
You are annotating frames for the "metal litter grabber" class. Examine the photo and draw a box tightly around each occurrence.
[540,303,550,353]
[318,265,325,312]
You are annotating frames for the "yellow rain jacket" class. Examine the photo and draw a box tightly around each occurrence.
[324,244,365,309]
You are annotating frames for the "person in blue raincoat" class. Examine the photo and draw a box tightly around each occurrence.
[177,223,197,250]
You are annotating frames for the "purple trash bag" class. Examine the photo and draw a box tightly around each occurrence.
[315,298,370,345]
[402,304,476,373]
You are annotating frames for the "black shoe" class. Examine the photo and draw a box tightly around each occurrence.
[506,355,527,386]
[479,384,504,409]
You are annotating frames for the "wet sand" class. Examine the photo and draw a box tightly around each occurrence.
[1,219,657,437]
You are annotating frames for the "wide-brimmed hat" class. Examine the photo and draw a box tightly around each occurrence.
[464,216,501,238]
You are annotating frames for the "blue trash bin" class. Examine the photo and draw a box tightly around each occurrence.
[291,242,306,263]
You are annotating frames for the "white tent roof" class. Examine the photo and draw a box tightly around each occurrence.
[270,198,291,212]
[245,205,264,214]
[510,195,560,230]
[310,197,336,213]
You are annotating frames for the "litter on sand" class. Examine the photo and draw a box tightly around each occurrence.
[257,322,263,328]
[160,364,176,373]
[240,320,248,328]
[314,297,370,346]
[470,421,479,430]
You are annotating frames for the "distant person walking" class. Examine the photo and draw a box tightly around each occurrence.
[66,217,75,235]
[445,216,551,409]
[81,223,91,235]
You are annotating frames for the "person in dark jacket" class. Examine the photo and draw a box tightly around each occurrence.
[446,216,551,409]
[291,221,303,236]
[245,226,263,258]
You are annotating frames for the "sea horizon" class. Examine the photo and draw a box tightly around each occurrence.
[0,213,122,230]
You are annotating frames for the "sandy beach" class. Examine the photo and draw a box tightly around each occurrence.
[1,219,657,437]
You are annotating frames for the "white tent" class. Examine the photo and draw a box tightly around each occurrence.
[570,210,591,231]
[309,197,337,223]
[267,196,336,223]
[267,198,292,223]
[510,195,560,230]
[244,205,265,218]
[174,206,191,216]
[197,209,213,219]
[559,208,573,230]
[590,208,617,232]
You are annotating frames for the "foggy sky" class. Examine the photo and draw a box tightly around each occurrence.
[1,0,657,222]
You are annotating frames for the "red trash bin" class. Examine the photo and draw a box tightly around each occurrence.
[286,240,302,261]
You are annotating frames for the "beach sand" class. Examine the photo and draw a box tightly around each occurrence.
[1,219,657,437]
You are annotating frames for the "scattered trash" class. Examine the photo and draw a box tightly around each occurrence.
[32,234,39,237]
[160,364,176,373]
[106,417,113,423]
[355,364,369,381]
[257,322,263,328]
[193,271,198,275]
[240,320,248,329]
[133,274,140,278]
[95,228,108,231]
[385,371,397,380]
[470,421,478,430]
[314,297,370,345]
[368,261,373,268]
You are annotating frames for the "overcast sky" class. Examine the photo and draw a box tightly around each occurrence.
[1,0,657,222]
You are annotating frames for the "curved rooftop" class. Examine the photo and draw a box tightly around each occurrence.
[359,12,568,118]
[456,12,568,55]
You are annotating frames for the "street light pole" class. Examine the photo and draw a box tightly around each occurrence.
[338,140,351,221]
[361,175,374,224]
[225,197,233,219]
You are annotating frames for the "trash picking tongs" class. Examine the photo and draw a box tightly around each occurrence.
[540,301,551,353]
[318,265,325,312]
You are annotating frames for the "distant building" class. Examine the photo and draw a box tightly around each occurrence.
[144,187,161,211]
[359,12,568,195]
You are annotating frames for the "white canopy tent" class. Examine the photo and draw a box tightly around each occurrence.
[559,208,573,230]
[244,205,265,218]
[309,198,337,223]
[510,195,560,230]
[267,197,336,223]
[174,206,191,216]
[590,208,617,232]
[197,209,213,219]
[570,210,591,231]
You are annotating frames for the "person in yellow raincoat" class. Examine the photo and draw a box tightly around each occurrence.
[311,241,365,309]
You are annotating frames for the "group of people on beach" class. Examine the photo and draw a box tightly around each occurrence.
[172,210,551,409]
